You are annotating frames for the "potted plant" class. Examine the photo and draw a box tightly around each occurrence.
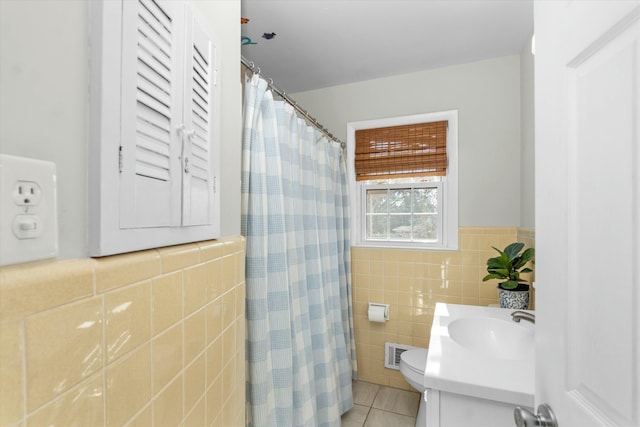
[482,242,535,309]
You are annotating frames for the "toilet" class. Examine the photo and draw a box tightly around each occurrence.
[399,348,428,427]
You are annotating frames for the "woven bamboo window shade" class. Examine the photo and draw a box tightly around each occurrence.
[355,121,448,181]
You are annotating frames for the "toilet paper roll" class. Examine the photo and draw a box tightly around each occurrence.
[368,305,386,323]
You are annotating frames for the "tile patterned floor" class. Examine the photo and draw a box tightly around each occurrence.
[341,381,420,427]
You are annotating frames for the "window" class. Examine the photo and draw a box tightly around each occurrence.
[363,179,442,243]
[347,111,458,250]
[89,0,221,256]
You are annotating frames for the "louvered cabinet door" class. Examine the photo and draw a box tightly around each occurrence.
[119,0,184,229]
[89,0,221,256]
[181,8,220,226]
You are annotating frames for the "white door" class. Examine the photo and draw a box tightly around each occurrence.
[535,1,639,426]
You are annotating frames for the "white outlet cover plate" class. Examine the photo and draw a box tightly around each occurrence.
[0,154,58,266]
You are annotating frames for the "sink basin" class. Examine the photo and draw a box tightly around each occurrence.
[425,304,535,407]
[447,317,533,360]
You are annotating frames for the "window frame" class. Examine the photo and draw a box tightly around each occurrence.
[347,110,458,250]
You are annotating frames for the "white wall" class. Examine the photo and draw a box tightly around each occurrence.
[291,56,522,227]
[0,0,241,259]
[520,34,536,229]
[1,0,89,259]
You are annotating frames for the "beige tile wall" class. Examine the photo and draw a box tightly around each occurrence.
[352,227,535,390]
[0,237,246,427]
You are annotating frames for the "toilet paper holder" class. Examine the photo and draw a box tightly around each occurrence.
[368,302,390,321]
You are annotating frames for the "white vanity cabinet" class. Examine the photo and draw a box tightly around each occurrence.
[425,388,529,427]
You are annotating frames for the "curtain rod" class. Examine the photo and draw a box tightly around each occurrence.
[241,56,345,149]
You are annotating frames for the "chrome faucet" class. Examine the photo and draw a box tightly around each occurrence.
[511,310,535,324]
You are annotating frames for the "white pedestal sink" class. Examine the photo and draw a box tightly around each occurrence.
[423,303,534,427]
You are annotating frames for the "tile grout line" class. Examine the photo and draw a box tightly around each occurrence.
[362,384,381,426]
[348,382,420,426]
[370,384,420,426]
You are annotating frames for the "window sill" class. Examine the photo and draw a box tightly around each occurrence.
[351,242,459,251]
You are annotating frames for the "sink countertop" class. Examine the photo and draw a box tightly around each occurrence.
[424,303,535,407]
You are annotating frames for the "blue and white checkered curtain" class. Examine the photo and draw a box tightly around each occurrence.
[242,75,357,427]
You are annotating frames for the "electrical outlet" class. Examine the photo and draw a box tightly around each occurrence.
[0,154,58,266]
[13,180,43,206]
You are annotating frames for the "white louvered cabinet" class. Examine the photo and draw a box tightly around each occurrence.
[89,0,220,256]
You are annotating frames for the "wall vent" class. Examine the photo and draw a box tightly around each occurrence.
[384,342,419,370]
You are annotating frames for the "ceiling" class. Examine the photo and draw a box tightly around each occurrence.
[240,0,534,93]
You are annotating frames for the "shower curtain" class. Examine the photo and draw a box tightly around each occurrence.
[242,75,357,427]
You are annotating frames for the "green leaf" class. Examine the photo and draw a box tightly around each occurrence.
[503,242,524,261]
[499,252,511,267]
[500,280,519,290]
[491,246,504,255]
[490,268,510,276]
[521,247,535,262]
[487,258,504,268]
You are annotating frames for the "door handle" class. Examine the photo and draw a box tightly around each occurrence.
[514,404,558,427]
